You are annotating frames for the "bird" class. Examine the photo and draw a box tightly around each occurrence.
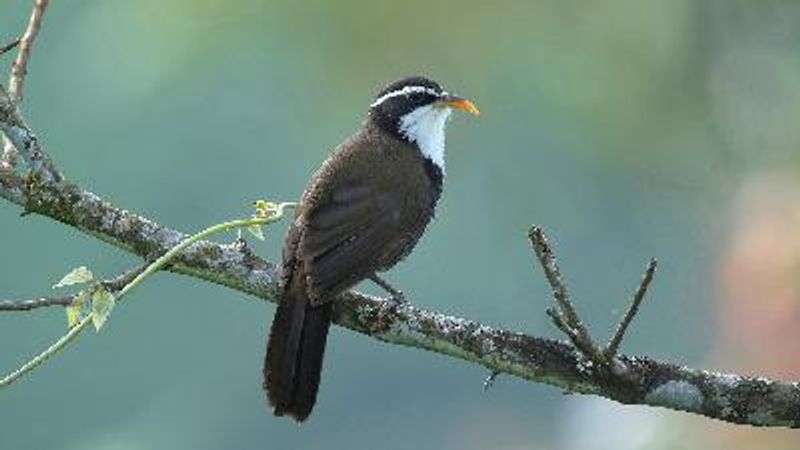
[263,75,479,422]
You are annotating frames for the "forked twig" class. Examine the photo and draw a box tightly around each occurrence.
[529,226,658,372]
[528,226,601,361]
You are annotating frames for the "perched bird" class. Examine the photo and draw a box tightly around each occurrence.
[263,76,479,421]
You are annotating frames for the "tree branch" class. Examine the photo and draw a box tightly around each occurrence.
[1,116,799,427]
[2,8,800,427]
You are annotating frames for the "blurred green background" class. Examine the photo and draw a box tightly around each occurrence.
[3,1,800,449]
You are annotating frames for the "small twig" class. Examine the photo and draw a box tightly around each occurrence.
[0,264,146,313]
[604,258,657,359]
[545,307,580,343]
[0,295,72,311]
[528,227,575,322]
[3,0,50,167]
[8,0,50,103]
[528,226,599,359]
[102,264,148,292]
[0,38,21,57]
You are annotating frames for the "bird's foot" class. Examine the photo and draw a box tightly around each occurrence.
[368,274,407,306]
[387,290,406,307]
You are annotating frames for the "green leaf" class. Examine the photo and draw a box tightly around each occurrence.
[91,288,116,332]
[65,291,88,328]
[65,305,81,328]
[254,200,279,219]
[53,266,94,289]
[247,224,265,240]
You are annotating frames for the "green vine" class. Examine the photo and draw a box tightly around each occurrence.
[0,201,296,387]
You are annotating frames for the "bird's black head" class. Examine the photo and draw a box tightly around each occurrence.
[366,75,479,174]
[368,76,447,138]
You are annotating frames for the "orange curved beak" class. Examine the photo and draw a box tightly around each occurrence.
[441,95,480,116]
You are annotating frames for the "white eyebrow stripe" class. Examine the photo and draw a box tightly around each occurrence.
[370,85,445,108]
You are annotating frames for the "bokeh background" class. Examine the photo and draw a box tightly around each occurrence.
[2,1,800,448]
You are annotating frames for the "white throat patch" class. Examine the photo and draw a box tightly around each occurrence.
[398,104,451,172]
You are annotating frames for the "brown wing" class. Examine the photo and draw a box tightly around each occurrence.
[300,177,403,303]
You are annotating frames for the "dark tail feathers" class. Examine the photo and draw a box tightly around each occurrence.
[263,278,332,422]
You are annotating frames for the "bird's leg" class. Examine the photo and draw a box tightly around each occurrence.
[368,274,406,305]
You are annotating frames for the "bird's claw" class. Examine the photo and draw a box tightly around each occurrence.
[387,290,406,307]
